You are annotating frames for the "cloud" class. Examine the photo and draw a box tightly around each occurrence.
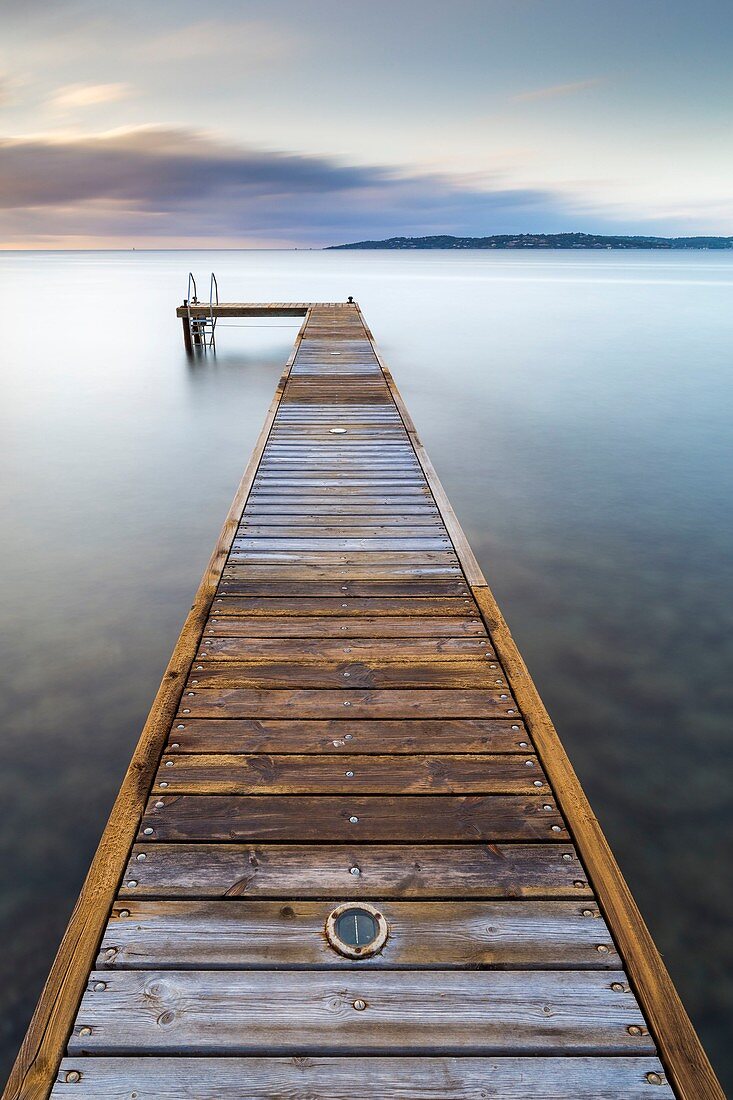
[48,82,132,110]
[511,79,603,103]
[0,125,578,246]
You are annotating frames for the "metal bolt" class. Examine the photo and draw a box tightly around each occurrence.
[519,741,528,747]
[350,866,361,876]
[507,708,515,714]
[136,853,147,861]
[177,724,185,730]
[65,1071,81,1083]
[344,701,351,706]
[143,828,154,836]
[544,804,553,811]
[597,944,610,954]
[534,780,543,787]
[551,825,562,832]
[182,709,190,714]
[574,880,585,888]
[170,743,180,749]
[628,1025,642,1035]
[79,1026,92,1036]
[611,982,625,992]
[159,781,169,788]
[500,694,508,699]
[343,672,350,677]
[118,909,130,918]
[525,760,534,767]
[511,724,520,730]
[562,853,573,861]
[93,982,106,992]
[646,1072,663,1085]
[127,880,138,888]
[349,816,359,823]
[353,999,367,1010]
[165,760,174,767]
[345,734,353,740]
[582,909,594,917]
[345,771,354,777]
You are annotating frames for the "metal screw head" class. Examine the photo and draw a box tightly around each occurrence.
[65,1071,81,1083]
[345,770,354,777]
[596,944,609,953]
[533,780,543,787]
[159,781,169,788]
[525,760,534,767]
[349,866,361,876]
[93,982,106,992]
[551,825,562,832]
[562,853,573,861]
[136,853,147,861]
[519,741,528,747]
[349,816,359,824]
[143,827,154,836]
[345,734,353,740]
[343,701,351,706]
[127,880,138,888]
[353,999,367,1010]
[544,804,553,811]
[646,1072,663,1085]
[611,982,625,992]
[165,760,174,767]
[118,909,130,918]
[511,724,520,730]
[627,1025,642,1035]
[582,909,595,917]
[79,1026,92,1036]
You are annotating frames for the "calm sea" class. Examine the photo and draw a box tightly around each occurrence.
[1,249,731,1088]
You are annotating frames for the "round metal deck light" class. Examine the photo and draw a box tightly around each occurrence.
[326,902,388,959]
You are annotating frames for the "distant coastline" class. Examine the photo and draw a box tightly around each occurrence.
[329,232,733,250]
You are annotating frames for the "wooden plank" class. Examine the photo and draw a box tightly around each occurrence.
[177,688,519,719]
[217,582,471,597]
[139,794,565,842]
[166,718,531,755]
[151,754,547,794]
[202,617,487,637]
[207,596,478,616]
[51,1055,675,1098]
[184,661,502,690]
[67,970,652,1055]
[118,842,590,899]
[98,899,617,969]
[197,638,496,658]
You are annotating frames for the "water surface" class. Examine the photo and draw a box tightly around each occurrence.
[1,250,731,1088]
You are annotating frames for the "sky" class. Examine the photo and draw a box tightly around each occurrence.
[0,0,731,247]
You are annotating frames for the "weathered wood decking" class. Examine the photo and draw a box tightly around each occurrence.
[5,303,722,1098]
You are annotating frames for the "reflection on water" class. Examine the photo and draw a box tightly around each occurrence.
[1,250,731,1088]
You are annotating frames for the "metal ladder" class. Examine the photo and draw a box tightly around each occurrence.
[184,272,219,350]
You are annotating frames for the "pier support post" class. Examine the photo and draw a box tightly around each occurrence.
[181,301,193,355]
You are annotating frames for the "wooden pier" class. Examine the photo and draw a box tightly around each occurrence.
[5,302,722,1098]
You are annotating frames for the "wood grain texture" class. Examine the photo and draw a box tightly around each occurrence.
[51,1056,674,1098]
[118,842,589,899]
[151,753,547,794]
[139,794,566,842]
[165,718,531,755]
[176,688,520,719]
[97,899,617,969]
[67,970,652,1055]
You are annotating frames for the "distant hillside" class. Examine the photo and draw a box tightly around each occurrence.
[328,232,733,250]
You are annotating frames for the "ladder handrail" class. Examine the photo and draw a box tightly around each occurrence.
[209,272,219,344]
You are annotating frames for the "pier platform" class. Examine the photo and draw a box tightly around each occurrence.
[4,302,722,1099]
